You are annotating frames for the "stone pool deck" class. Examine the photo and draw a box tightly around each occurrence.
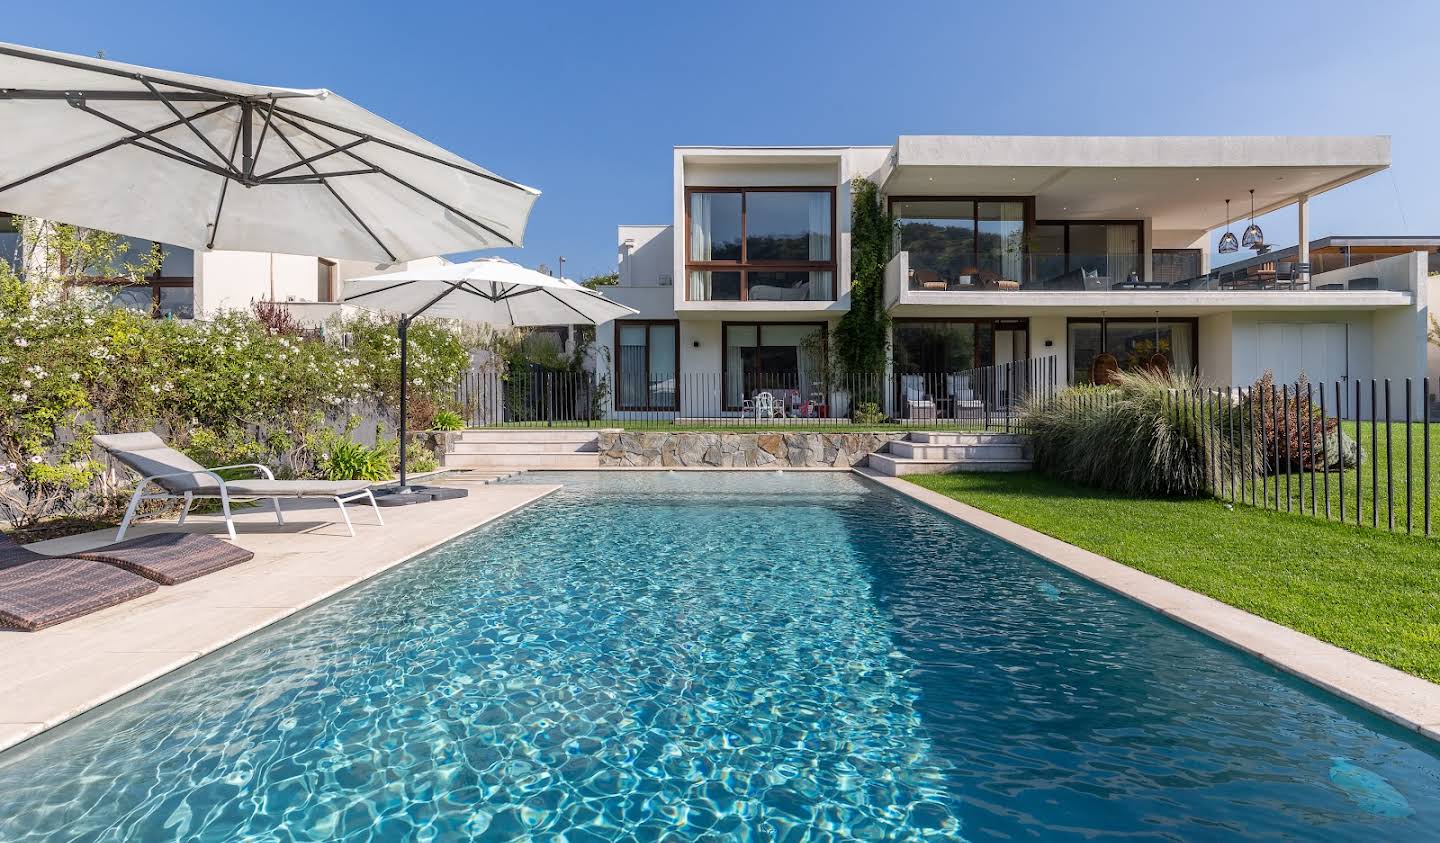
[0,479,559,753]
[857,468,1440,743]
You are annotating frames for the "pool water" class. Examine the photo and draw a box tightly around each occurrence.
[1,472,1437,841]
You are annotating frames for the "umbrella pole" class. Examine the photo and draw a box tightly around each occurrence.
[398,315,410,492]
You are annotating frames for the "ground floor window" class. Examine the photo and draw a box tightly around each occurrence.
[1068,318,1196,384]
[82,239,195,319]
[615,320,678,410]
[0,213,20,273]
[891,318,1029,414]
[722,322,826,410]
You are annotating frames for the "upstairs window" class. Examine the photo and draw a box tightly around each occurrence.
[686,188,834,301]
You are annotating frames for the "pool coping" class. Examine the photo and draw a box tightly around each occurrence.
[855,467,1440,744]
[0,482,561,754]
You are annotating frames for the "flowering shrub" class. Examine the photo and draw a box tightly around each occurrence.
[0,269,468,527]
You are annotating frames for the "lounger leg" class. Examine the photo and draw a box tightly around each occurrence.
[219,485,237,541]
[366,489,384,527]
[335,496,356,537]
[116,485,145,541]
[178,492,193,525]
[271,497,285,526]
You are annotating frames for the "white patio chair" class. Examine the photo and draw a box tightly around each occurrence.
[900,375,937,422]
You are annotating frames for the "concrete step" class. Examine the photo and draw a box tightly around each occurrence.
[889,442,1027,461]
[449,441,599,455]
[909,431,1029,446]
[443,452,600,469]
[457,429,601,444]
[866,453,1032,476]
[436,469,522,483]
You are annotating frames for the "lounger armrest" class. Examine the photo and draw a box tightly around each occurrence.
[205,463,276,480]
[134,468,229,492]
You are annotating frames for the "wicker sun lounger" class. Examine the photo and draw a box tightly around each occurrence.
[72,533,255,585]
[0,536,158,632]
[94,432,384,541]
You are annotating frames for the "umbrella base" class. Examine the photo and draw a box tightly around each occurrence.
[372,485,469,506]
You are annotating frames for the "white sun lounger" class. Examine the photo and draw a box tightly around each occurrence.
[94,432,384,541]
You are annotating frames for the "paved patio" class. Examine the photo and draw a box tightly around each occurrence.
[0,479,559,752]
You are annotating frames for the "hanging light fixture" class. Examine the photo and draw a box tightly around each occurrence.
[1241,188,1263,249]
[1218,199,1240,254]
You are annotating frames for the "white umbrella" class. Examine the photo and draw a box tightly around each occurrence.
[0,41,539,262]
[345,258,638,492]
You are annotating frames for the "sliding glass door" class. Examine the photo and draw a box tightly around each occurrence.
[893,198,1030,290]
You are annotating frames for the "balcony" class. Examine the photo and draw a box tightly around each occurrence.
[884,250,1424,311]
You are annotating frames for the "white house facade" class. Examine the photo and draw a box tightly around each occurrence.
[597,136,1434,418]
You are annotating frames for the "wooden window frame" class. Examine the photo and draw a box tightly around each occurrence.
[889,196,1037,282]
[891,317,1031,373]
[684,186,837,301]
[1033,220,1146,279]
[720,320,828,411]
[1065,316,1199,381]
[70,240,195,319]
[613,319,680,411]
[318,258,338,302]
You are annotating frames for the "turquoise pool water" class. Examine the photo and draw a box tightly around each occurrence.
[0,472,1437,840]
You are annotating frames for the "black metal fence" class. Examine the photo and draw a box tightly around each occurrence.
[455,357,1061,433]
[1046,377,1435,538]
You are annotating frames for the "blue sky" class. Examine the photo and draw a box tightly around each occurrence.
[8,0,1439,277]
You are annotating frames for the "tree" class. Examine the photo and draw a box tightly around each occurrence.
[582,272,619,289]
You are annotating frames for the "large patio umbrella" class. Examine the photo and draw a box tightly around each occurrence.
[0,41,538,261]
[345,258,638,494]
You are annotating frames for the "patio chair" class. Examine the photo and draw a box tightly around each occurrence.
[94,432,384,541]
[0,534,158,631]
[752,391,786,420]
[945,374,985,419]
[901,375,937,422]
[1090,353,1120,386]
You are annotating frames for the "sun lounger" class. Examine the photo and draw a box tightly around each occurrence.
[72,533,255,585]
[93,432,384,540]
[0,536,158,631]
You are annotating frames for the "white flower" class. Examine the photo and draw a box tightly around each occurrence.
[13,338,27,347]
[20,380,30,389]
[10,393,24,403]
[27,455,41,465]
[149,384,161,394]
[69,372,80,382]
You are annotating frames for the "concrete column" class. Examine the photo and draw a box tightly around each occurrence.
[1296,195,1310,278]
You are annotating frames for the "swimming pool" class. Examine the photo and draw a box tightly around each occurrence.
[0,472,1436,840]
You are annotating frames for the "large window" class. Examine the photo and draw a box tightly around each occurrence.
[615,321,678,411]
[1031,221,1142,290]
[317,258,337,302]
[686,188,834,301]
[1068,318,1195,384]
[893,198,1028,291]
[1153,249,1201,284]
[88,237,195,319]
[721,322,826,409]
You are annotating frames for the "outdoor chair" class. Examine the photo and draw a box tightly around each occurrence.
[1090,353,1121,386]
[94,432,384,541]
[945,374,984,419]
[752,392,786,420]
[0,534,158,631]
[901,376,937,422]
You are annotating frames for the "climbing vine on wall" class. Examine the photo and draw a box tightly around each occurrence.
[832,178,894,375]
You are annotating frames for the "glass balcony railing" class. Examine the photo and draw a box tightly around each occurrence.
[902,251,1418,294]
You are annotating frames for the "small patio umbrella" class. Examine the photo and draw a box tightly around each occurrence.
[344,258,638,495]
[0,41,538,261]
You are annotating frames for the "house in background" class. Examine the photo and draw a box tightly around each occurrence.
[0,211,442,325]
[599,136,1432,418]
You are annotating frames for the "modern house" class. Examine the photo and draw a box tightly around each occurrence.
[599,136,1434,417]
[0,210,440,324]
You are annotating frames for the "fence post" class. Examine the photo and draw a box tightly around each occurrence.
[1371,379,1379,529]
[1406,378,1413,535]
[1320,382,1331,521]
[1426,377,1432,538]
[1385,379,1393,532]
[1306,382,1317,518]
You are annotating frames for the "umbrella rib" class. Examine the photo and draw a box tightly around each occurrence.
[0,102,233,196]
[250,98,277,175]
[0,44,309,101]
[267,104,533,192]
[541,288,604,324]
[269,119,398,262]
[343,279,423,302]
[254,138,368,181]
[206,108,246,249]
[73,101,234,177]
[268,112,516,246]
[139,78,239,172]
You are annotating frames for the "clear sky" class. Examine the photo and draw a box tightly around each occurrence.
[7,0,1439,278]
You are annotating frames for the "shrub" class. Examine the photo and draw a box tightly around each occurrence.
[314,431,393,482]
[431,410,464,431]
[1023,369,1253,498]
[852,402,887,426]
[1242,371,1357,472]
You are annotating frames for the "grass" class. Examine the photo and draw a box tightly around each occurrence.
[1233,422,1439,536]
[907,471,1440,683]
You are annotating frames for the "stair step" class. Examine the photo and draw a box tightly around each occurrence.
[909,431,1028,445]
[889,442,1027,460]
[457,429,601,444]
[443,453,599,469]
[449,441,599,455]
[866,453,1032,476]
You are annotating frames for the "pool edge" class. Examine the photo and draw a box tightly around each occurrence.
[854,467,1440,745]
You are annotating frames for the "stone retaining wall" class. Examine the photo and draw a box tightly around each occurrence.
[598,431,908,468]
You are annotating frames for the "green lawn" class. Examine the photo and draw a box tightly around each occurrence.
[908,471,1440,683]
[1230,422,1439,536]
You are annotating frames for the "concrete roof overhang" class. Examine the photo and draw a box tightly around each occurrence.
[882,135,1391,230]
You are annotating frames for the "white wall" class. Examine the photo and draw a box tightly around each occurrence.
[1027,315,1067,381]
[618,225,674,289]
[1197,312,1233,383]
[195,251,321,315]
[1429,274,1440,403]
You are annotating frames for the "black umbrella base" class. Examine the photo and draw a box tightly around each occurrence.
[372,485,470,506]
